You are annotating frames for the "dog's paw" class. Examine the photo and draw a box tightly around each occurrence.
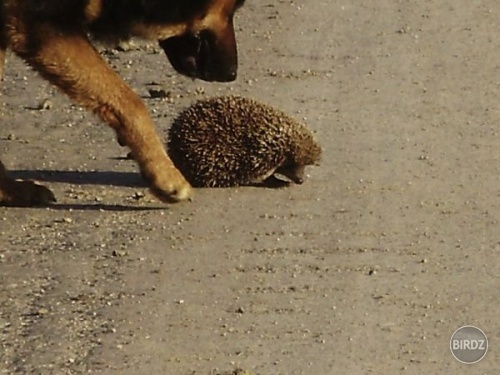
[1,180,56,207]
[143,164,193,203]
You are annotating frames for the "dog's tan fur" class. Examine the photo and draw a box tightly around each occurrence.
[0,0,244,206]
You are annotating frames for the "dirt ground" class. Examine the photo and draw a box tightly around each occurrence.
[1,1,498,374]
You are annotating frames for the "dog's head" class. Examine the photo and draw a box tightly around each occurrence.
[159,0,245,82]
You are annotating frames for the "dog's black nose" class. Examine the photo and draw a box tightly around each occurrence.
[228,69,237,81]
[208,67,237,82]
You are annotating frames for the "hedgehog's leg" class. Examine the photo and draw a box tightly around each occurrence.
[256,165,305,188]
[14,30,192,203]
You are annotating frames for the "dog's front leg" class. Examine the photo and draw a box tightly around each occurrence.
[16,31,193,203]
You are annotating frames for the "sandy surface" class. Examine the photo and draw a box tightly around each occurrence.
[1,1,498,374]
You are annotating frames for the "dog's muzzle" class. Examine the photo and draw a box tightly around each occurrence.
[160,30,238,82]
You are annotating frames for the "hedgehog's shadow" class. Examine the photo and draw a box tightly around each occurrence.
[251,176,293,188]
[193,176,294,189]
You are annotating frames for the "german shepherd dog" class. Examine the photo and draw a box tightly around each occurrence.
[0,0,245,206]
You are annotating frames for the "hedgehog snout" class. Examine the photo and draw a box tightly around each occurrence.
[276,164,305,185]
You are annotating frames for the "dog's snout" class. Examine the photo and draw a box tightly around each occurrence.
[211,67,237,82]
[161,25,238,83]
[227,68,237,81]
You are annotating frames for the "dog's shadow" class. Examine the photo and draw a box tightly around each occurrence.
[10,169,145,188]
[6,169,291,211]
[8,169,159,212]
[11,169,293,189]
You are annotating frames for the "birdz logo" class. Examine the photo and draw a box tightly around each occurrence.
[450,326,488,364]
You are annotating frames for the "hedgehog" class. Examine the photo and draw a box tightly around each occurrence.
[167,95,322,188]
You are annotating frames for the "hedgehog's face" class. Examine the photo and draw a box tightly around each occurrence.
[275,137,321,184]
[159,0,245,82]
[275,164,306,185]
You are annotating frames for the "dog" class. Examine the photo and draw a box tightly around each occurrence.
[0,0,245,206]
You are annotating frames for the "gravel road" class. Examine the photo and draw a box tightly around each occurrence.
[1,1,498,374]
